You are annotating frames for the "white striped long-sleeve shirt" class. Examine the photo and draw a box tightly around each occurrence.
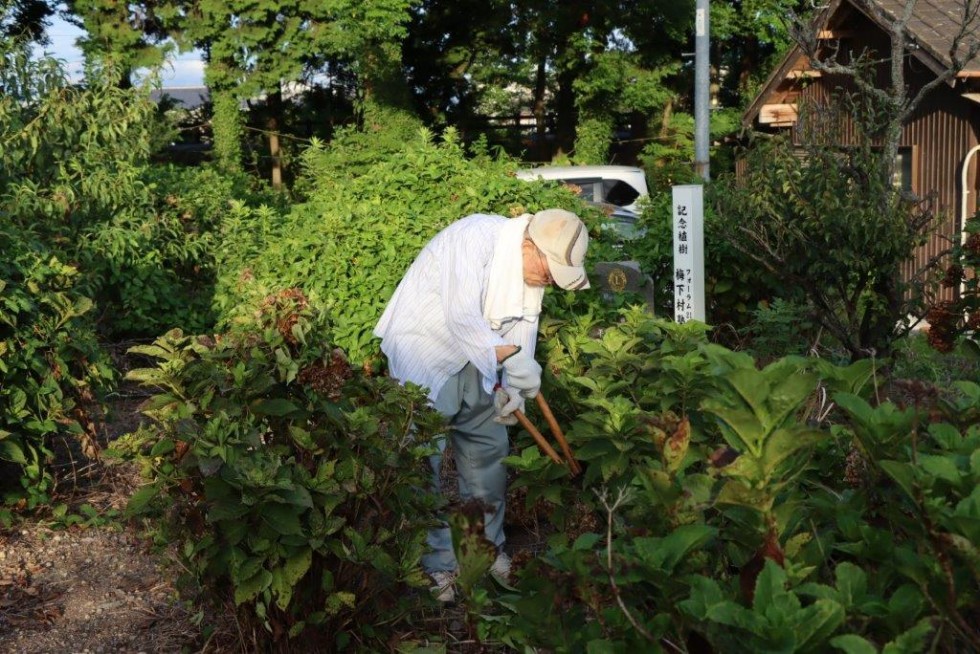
[374,214,539,400]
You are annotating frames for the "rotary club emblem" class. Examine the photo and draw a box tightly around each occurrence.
[608,268,628,292]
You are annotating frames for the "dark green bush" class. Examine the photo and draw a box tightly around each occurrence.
[1,48,285,339]
[77,165,284,337]
[623,185,785,334]
[0,224,114,517]
[113,290,447,649]
[214,126,623,366]
[476,307,980,652]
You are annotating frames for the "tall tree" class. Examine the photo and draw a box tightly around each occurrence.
[711,0,808,109]
[64,0,169,86]
[405,0,692,161]
[0,0,53,44]
[157,0,417,185]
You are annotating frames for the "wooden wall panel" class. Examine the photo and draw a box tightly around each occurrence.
[770,67,980,304]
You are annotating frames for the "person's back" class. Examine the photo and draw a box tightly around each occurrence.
[374,208,590,603]
[375,213,508,401]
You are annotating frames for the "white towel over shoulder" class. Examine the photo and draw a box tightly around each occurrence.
[483,213,545,330]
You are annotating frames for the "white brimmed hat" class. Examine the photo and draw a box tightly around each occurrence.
[528,209,590,290]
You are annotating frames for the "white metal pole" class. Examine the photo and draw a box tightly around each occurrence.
[960,145,980,300]
[694,0,710,181]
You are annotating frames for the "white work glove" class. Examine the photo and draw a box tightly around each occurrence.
[501,351,542,399]
[492,386,523,425]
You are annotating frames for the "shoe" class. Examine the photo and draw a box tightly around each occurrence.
[429,570,457,603]
[490,551,511,583]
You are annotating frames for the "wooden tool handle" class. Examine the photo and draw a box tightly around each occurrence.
[513,410,564,465]
[535,394,582,476]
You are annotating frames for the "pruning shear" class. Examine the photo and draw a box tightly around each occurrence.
[520,394,582,477]
[496,375,581,476]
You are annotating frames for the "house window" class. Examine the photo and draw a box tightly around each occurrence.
[893,147,914,192]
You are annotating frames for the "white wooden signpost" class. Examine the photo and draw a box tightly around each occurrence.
[672,185,705,323]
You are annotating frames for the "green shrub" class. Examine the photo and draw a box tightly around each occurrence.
[741,298,828,362]
[1,48,276,338]
[112,291,446,649]
[713,131,936,361]
[0,49,157,240]
[214,127,622,366]
[77,165,283,337]
[891,331,980,385]
[473,308,979,652]
[0,224,114,516]
[624,185,784,332]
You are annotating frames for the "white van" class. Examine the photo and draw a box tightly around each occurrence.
[515,165,649,213]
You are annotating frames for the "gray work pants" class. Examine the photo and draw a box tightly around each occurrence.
[421,362,508,573]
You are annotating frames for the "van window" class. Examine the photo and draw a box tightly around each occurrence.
[560,178,600,202]
[602,180,640,206]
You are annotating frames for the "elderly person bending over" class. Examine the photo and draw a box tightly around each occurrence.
[374,208,590,602]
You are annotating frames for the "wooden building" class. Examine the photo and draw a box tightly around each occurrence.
[742,0,980,302]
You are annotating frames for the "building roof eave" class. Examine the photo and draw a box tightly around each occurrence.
[741,0,846,128]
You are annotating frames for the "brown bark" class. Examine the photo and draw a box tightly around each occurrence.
[533,57,548,161]
[266,87,283,189]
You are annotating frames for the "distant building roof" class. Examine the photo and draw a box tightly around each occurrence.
[869,0,980,76]
[150,86,209,109]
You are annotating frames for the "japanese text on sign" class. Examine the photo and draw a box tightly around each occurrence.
[672,185,705,323]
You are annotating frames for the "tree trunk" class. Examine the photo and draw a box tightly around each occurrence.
[555,66,577,156]
[206,60,243,175]
[533,57,548,162]
[267,86,283,189]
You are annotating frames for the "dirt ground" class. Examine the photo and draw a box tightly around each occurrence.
[0,375,240,654]
[0,360,550,653]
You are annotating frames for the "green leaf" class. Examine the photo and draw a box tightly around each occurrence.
[270,568,294,610]
[572,533,603,551]
[795,599,846,651]
[283,547,313,587]
[260,503,305,536]
[702,403,762,455]
[752,559,790,614]
[0,439,28,464]
[150,438,175,457]
[917,454,962,486]
[289,425,317,451]
[449,504,495,595]
[325,591,356,616]
[234,569,273,605]
[125,483,161,516]
[250,398,300,417]
[882,618,933,654]
[127,343,179,359]
[678,575,726,620]
[927,423,961,450]
[715,479,771,511]
[879,461,917,502]
[834,562,867,609]
[208,491,249,520]
[634,524,716,575]
[830,634,878,654]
